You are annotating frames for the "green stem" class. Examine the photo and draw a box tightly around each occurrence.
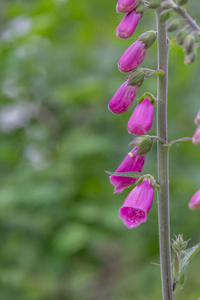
[156,9,174,300]
[172,3,200,31]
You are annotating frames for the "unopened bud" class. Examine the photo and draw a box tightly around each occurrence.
[138,30,157,49]
[136,136,153,155]
[148,0,160,9]
[184,49,196,65]
[177,0,188,5]
[171,234,190,253]
[128,68,145,86]
[167,20,179,32]
[135,1,145,14]
[161,1,173,9]
[183,35,195,53]
[160,11,171,22]
[176,29,188,45]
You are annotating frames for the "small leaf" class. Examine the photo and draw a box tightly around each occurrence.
[105,171,143,178]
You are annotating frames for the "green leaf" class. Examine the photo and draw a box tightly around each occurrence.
[105,171,143,178]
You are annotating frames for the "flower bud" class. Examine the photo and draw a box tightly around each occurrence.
[161,1,173,9]
[159,11,171,22]
[110,147,146,193]
[148,0,160,9]
[128,68,145,86]
[116,10,141,39]
[136,136,153,155]
[184,49,196,65]
[138,30,157,49]
[167,20,179,32]
[128,97,154,135]
[192,126,200,145]
[176,29,188,45]
[177,0,188,5]
[118,41,147,72]
[183,34,195,53]
[171,234,190,252]
[108,80,139,114]
[119,178,154,228]
[194,110,200,125]
[116,0,141,13]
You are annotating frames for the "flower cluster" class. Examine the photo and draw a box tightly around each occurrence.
[108,0,158,228]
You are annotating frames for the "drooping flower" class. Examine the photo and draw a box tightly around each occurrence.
[116,0,141,13]
[194,110,200,125]
[118,41,147,72]
[192,126,200,145]
[128,97,154,135]
[110,147,145,193]
[108,80,139,114]
[116,10,141,39]
[119,178,154,228]
[188,189,200,210]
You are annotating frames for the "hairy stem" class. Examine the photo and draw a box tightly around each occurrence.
[172,3,200,31]
[156,10,174,300]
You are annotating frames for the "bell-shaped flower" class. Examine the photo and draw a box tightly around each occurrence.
[116,0,141,13]
[188,189,200,210]
[128,97,154,135]
[119,178,154,228]
[192,126,200,145]
[110,147,145,193]
[108,80,139,114]
[116,10,141,39]
[118,41,147,72]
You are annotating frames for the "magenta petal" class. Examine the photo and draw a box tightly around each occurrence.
[128,97,154,135]
[118,41,147,73]
[192,126,200,145]
[189,189,200,210]
[116,0,141,13]
[110,147,146,193]
[116,10,141,39]
[108,80,139,114]
[119,179,154,228]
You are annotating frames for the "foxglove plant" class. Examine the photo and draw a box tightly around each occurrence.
[107,0,200,299]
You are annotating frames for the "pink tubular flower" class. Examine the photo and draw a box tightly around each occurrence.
[116,10,141,39]
[192,126,200,145]
[119,179,154,228]
[118,41,147,73]
[188,189,200,210]
[194,110,200,125]
[128,97,154,135]
[110,147,145,193]
[108,80,139,114]
[116,0,141,13]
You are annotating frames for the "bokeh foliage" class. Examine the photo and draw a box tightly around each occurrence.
[0,0,199,299]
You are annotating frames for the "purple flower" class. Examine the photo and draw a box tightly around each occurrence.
[119,179,154,228]
[189,189,200,210]
[192,126,200,145]
[194,110,200,125]
[118,41,147,73]
[110,147,145,193]
[108,80,139,114]
[116,10,141,39]
[128,97,154,135]
[116,0,141,13]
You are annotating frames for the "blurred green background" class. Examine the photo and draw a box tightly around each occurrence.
[0,0,199,299]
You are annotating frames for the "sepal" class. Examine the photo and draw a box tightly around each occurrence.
[138,31,157,49]
[128,68,145,86]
